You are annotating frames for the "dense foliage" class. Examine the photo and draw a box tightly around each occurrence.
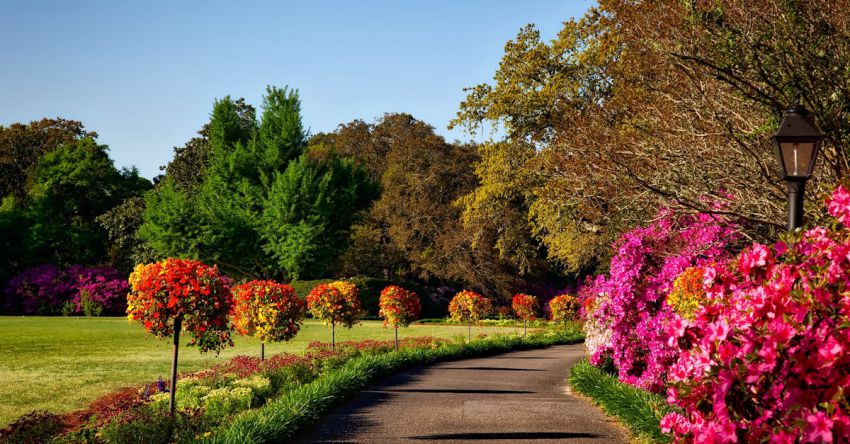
[126,259,233,353]
[377,285,421,328]
[140,87,376,282]
[0,120,151,297]
[231,280,306,344]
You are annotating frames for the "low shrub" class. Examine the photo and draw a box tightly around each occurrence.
[97,405,209,444]
[0,410,65,444]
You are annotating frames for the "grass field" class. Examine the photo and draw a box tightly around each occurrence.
[0,316,524,426]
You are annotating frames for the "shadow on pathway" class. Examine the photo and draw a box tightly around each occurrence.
[292,343,627,444]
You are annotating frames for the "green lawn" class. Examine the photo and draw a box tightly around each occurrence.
[0,316,524,426]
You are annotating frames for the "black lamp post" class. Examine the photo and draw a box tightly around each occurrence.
[771,103,824,231]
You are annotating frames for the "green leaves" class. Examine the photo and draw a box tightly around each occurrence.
[142,86,376,281]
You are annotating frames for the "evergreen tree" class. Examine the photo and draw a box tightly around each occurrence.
[261,148,377,279]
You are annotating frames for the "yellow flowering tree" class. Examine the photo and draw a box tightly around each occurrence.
[306,281,363,349]
[231,280,306,360]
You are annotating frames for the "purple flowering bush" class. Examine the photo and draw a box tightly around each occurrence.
[66,265,129,315]
[581,208,741,392]
[4,265,75,315]
[4,265,128,315]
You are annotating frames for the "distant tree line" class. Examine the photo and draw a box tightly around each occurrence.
[0,88,561,310]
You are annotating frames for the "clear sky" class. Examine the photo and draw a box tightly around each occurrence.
[0,1,592,179]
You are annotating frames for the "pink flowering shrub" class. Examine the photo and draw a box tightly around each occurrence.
[662,185,850,442]
[4,265,128,315]
[583,209,740,392]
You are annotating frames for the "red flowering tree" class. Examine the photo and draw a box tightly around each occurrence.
[126,258,232,415]
[378,285,421,350]
[448,290,492,341]
[548,294,580,329]
[511,293,539,336]
[306,281,362,349]
[231,280,306,360]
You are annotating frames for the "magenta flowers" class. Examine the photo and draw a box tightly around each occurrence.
[661,185,850,442]
[582,207,740,392]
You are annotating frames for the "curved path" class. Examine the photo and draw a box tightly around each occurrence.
[293,343,627,443]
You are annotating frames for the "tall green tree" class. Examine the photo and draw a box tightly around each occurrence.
[0,118,94,200]
[142,86,371,281]
[261,148,377,279]
[25,137,151,266]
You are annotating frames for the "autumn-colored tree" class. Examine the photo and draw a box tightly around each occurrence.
[454,1,850,274]
[321,113,524,296]
[378,285,421,350]
[231,280,306,360]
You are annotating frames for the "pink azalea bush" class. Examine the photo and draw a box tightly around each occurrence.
[4,265,128,315]
[661,185,850,443]
[582,208,740,392]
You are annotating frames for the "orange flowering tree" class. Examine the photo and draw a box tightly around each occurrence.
[306,281,362,349]
[231,280,306,360]
[549,294,580,328]
[511,293,539,335]
[126,258,233,415]
[378,285,421,350]
[448,290,492,341]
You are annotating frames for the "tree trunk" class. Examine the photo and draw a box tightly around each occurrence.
[332,322,336,350]
[524,319,527,337]
[467,320,471,342]
[169,316,182,418]
[394,326,399,351]
[260,342,265,361]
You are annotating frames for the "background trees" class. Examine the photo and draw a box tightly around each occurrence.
[141,86,375,282]
[452,0,850,275]
[0,122,152,290]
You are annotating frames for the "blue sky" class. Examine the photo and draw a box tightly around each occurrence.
[0,1,592,178]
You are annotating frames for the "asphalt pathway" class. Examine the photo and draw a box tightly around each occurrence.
[293,343,628,443]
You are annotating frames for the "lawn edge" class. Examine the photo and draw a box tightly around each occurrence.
[567,359,672,444]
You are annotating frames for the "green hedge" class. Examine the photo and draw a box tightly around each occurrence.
[204,330,583,443]
[568,360,672,443]
[290,277,448,318]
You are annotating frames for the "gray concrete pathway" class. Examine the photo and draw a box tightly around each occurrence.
[293,343,628,443]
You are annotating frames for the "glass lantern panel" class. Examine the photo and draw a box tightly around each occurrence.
[780,141,815,178]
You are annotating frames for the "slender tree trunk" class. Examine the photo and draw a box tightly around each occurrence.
[260,342,265,361]
[467,320,471,342]
[332,321,336,350]
[394,326,399,351]
[169,316,182,418]
[524,319,527,337]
